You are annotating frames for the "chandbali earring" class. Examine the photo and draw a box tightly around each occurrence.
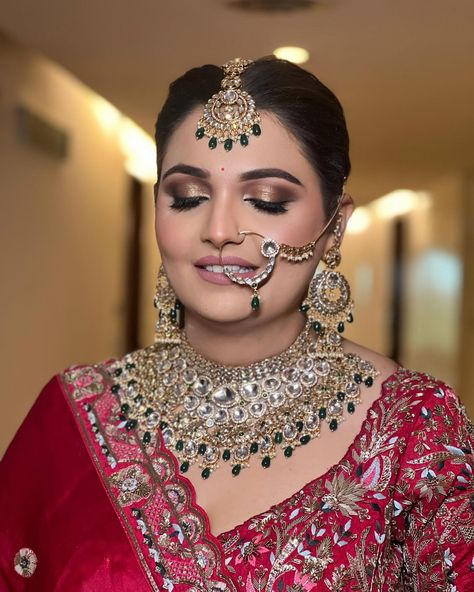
[153,265,184,344]
[300,212,355,349]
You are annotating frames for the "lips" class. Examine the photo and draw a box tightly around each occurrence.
[195,255,257,269]
[194,255,258,286]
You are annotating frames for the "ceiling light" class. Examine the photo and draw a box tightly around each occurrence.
[273,46,310,64]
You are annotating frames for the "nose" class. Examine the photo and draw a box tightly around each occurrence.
[200,195,241,249]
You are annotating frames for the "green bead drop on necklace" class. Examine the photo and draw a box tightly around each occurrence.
[232,464,241,476]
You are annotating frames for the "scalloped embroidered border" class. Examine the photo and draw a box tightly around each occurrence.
[61,363,237,592]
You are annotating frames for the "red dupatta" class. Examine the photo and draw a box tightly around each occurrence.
[59,361,235,591]
[0,363,234,591]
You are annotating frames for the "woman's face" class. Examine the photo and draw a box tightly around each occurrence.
[155,108,345,328]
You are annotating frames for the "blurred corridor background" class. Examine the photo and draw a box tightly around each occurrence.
[1,0,474,455]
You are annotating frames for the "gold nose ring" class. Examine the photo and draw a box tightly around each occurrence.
[218,231,280,310]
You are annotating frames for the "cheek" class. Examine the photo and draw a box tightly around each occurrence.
[154,201,187,259]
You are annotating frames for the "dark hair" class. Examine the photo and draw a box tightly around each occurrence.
[155,56,350,218]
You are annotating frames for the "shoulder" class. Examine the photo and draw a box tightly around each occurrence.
[344,338,472,428]
[59,343,162,405]
[375,368,474,510]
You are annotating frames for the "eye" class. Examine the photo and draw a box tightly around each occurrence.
[169,196,208,211]
[244,198,290,215]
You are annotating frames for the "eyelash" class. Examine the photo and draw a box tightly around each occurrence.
[245,198,290,215]
[169,195,290,215]
[169,196,208,211]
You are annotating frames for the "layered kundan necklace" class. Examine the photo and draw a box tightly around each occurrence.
[112,320,378,479]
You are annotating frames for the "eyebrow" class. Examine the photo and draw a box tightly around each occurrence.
[239,168,303,187]
[161,164,304,187]
[161,164,210,181]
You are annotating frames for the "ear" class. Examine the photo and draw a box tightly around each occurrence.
[321,194,354,255]
[338,193,355,238]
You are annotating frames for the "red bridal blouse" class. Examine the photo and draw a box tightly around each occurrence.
[1,360,473,591]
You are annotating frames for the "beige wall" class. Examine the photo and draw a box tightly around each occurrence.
[0,38,158,455]
[403,176,463,387]
[459,172,474,410]
[340,208,393,356]
[341,176,472,417]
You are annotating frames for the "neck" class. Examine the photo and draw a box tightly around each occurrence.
[183,310,307,366]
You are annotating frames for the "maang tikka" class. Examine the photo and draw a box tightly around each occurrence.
[196,58,261,151]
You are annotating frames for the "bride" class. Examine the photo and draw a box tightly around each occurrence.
[1,56,473,591]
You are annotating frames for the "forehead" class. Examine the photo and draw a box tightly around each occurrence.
[161,108,320,186]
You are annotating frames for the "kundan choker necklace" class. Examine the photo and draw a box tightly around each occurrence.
[112,321,378,479]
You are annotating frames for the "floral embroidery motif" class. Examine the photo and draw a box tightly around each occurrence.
[62,359,474,592]
[64,366,105,400]
[110,465,153,506]
[218,371,474,591]
[14,548,37,578]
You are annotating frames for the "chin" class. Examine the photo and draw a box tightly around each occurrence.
[186,297,261,325]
